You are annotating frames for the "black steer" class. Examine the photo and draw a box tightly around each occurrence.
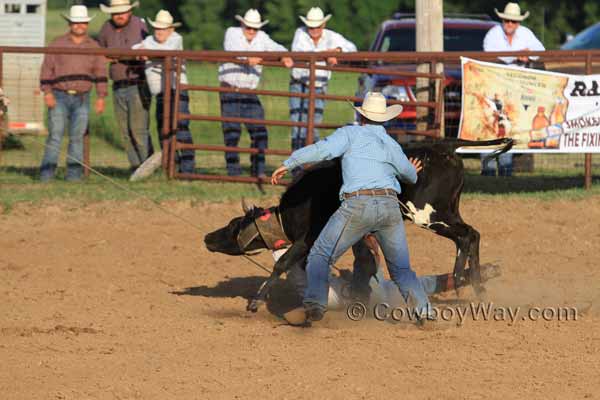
[205,138,513,311]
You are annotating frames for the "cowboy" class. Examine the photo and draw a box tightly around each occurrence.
[289,7,357,150]
[218,9,293,178]
[133,10,195,174]
[272,92,433,325]
[480,2,545,176]
[39,5,107,182]
[98,0,153,170]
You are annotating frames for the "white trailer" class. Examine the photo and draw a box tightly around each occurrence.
[0,0,46,134]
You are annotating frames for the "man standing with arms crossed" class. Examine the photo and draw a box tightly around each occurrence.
[272,92,433,326]
[98,0,152,170]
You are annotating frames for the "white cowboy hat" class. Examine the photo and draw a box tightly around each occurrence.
[100,0,139,14]
[62,5,94,23]
[299,7,332,28]
[353,92,403,122]
[149,10,181,29]
[495,2,529,22]
[235,9,268,29]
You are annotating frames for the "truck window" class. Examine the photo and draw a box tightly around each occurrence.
[5,4,22,13]
[27,4,41,14]
[380,27,489,52]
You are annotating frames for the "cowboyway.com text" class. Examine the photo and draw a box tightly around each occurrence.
[346,301,578,324]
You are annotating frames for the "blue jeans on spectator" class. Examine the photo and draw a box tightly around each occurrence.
[156,89,195,173]
[219,91,268,176]
[289,80,326,150]
[40,90,89,181]
[303,195,431,316]
[113,83,152,168]
[481,153,513,176]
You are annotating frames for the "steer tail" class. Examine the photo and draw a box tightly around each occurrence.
[435,137,513,163]
[474,138,514,165]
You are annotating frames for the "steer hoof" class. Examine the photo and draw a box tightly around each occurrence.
[246,299,262,313]
[246,299,257,312]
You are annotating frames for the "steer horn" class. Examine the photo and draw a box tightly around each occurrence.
[241,197,250,213]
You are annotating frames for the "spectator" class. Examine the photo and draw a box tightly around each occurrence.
[481,2,545,176]
[218,9,293,178]
[133,10,195,174]
[289,7,356,150]
[98,0,152,170]
[39,5,107,182]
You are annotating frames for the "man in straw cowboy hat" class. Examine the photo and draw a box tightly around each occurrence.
[98,0,153,170]
[218,9,293,178]
[289,6,356,151]
[480,2,545,177]
[39,5,107,182]
[272,92,433,325]
[132,10,195,174]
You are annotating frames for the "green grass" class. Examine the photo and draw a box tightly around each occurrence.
[462,172,600,200]
[0,8,597,211]
[0,174,283,213]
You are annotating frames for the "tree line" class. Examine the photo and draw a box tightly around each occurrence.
[51,0,600,51]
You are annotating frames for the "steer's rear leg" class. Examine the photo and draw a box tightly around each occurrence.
[431,220,486,298]
[430,222,471,297]
[466,225,486,298]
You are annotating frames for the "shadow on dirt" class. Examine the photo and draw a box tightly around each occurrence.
[171,276,303,316]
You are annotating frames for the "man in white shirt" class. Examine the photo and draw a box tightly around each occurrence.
[289,7,357,150]
[133,10,194,174]
[481,2,545,176]
[218,9,293,178]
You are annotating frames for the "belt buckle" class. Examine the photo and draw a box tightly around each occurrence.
[66,90,78,95]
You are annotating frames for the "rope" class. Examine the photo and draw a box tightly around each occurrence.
[18,135,273,276]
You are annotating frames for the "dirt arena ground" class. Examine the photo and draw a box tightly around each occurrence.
[2,196,600,399]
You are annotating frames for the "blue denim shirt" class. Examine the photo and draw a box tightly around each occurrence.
[283,124,417,197]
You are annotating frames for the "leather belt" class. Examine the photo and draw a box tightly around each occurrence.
[343,188,397,199]
[56,89,86,96]
[113,80,140,90]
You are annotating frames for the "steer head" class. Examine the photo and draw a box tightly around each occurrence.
[204,202,269,255]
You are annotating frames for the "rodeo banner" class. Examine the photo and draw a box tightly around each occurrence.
[458,57,600,153]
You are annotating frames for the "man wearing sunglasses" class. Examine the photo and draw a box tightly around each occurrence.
[481,2,544,177]
[483,2,544,66]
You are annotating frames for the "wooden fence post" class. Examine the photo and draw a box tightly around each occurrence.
[307,56,317,145]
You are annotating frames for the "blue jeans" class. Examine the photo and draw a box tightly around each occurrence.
[481,153,513,176]
[113,84,152,168]
[219,91,268,176]
[289,80,326,150]
[40,90,90,181]
[156,90,195,173]
[304,195,431,315]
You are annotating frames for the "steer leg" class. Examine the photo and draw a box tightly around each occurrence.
[247,241,309,312]
[430,222,471,297]
[247,270,283,313]
[465,225,486,298]
[452,237,471,297]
